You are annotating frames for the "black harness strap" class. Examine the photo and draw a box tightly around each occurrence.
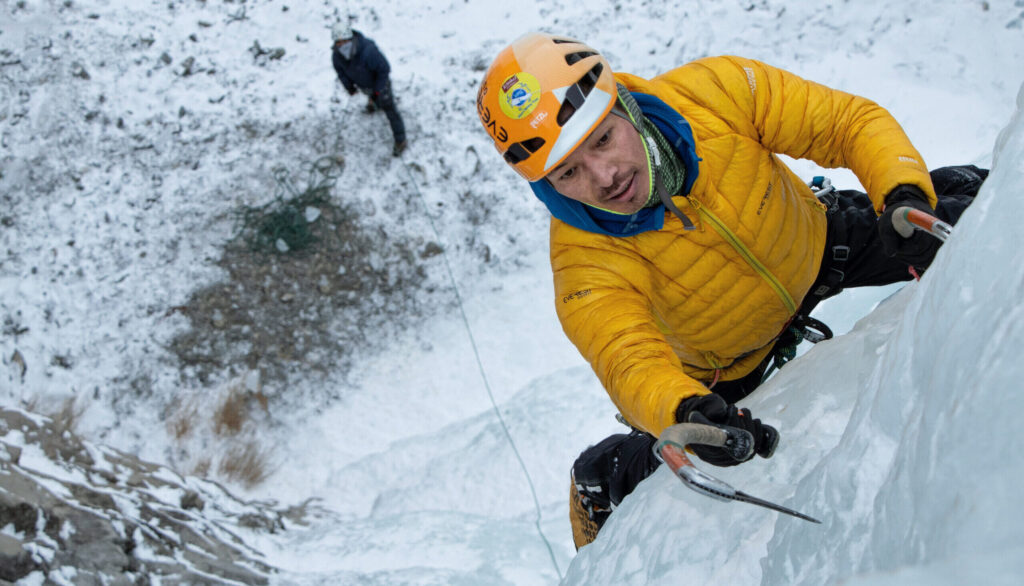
[760,178,847,383]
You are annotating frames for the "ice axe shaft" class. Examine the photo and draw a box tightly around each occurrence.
[892,206,952,242]
[654,423,821,524]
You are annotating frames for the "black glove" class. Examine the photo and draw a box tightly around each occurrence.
[877,185,940,268]
[675,394,779,467]
[345,85,357,96]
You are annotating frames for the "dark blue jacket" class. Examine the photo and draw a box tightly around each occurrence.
[331,30,390,95]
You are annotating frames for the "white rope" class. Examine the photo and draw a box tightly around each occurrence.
[396,155,563,580]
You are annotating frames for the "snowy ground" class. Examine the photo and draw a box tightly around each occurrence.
[3,0,1023,584]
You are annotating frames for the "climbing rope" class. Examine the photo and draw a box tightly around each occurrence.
[395,151,564,580]
[232,156,343,254]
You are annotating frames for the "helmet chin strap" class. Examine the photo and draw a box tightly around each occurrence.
[543,102,654,217]
[574,96,659,216]
[605,91,695,229]
[655,166,695,230]
[548,86,695,226]
[606,103,657,210]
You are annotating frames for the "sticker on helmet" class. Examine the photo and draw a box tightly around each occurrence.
[499,72,541,120]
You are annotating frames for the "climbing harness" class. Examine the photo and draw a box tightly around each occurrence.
[761,314,834,382]
[759,177,842,382]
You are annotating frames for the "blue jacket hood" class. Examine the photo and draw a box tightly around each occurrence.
[529,92,700,237]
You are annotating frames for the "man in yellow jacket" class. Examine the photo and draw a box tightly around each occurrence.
[477,33,985,549]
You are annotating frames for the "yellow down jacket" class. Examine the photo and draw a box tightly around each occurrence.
[550,56,936,436]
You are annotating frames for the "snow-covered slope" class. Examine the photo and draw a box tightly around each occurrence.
[2,1,1023,584]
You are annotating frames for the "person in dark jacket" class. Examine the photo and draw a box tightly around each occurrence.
[331,22,407,157]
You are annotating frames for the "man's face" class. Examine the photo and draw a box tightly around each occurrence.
[545,112,650,215]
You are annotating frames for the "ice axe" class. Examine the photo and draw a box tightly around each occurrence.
[891,206,953,242]
[653,422,821,524]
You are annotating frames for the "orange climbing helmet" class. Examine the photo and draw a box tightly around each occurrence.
[476,33,618,182]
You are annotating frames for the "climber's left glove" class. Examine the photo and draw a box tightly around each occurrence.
[675,394,779,467]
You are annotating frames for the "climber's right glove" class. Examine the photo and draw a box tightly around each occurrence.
[675,394,779,467]
[877,184,940,269]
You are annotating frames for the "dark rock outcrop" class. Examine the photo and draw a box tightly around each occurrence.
[0,407,281,585]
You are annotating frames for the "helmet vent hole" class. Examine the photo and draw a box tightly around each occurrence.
[503,137,545,165]
[522,137,546,152]
[556,100,577,126]
[564,51,597,66]
[578,62,602,96]
[556,62,603,127]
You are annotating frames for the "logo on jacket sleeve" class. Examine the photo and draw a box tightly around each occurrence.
[562,289,592,303]
[499,72,541,120]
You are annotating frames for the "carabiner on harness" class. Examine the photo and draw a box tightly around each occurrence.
[761,315,834,382]
[808,176,838,210]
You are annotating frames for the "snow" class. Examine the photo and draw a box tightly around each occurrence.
[2,0,1023,585]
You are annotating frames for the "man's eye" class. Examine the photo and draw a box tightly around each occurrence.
[559,168,575,181]
[596,131,610,146]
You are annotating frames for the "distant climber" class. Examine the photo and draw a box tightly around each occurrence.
[331,21,408,157]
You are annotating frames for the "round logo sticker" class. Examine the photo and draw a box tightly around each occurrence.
[499,72,541,120]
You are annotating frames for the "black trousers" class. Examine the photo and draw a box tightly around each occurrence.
[370,80,406,144]
[571,165,987,527]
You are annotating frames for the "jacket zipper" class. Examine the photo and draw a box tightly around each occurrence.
[686,198,798,315]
